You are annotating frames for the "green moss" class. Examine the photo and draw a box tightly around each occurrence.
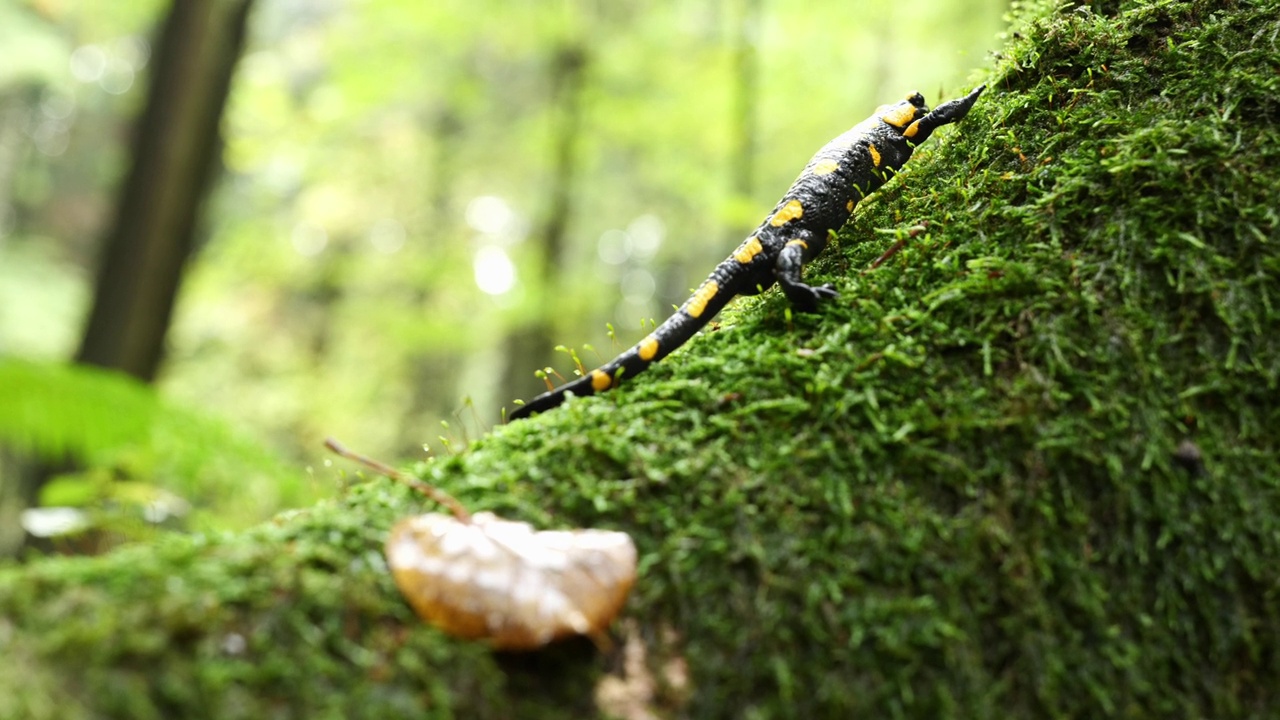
[3,1,1278,717]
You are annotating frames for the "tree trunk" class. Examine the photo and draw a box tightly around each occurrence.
[75,0,255,382]
[394,106,469,450]
[727,0,761,204]
[499,43,590,410]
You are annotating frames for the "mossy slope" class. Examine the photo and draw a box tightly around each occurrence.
[3,1,1279,717]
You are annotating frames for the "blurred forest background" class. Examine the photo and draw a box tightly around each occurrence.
[0,0,1005,554]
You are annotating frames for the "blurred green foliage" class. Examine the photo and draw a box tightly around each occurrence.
[0,0,1004,533]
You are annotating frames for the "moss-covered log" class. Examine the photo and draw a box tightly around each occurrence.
[3,1,1278,717]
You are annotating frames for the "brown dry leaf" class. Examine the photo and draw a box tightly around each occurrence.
[385,511,637,650]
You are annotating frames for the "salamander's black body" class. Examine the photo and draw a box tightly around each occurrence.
[508,85,985,421]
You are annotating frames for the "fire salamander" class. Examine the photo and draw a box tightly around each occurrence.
[508,84,985,421]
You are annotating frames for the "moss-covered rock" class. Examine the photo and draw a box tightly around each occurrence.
[3,1,1278,717]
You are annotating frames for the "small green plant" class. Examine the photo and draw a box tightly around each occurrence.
[0,359,319,545]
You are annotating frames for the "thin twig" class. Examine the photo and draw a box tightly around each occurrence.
[864,237,910,272]
[863,222,930,274]
[324,437,471,522]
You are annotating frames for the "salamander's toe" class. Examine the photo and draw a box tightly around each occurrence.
[783,282,839,313]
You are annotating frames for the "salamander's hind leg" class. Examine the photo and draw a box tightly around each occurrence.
[774,229,839,313]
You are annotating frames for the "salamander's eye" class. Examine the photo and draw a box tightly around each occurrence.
[879,99,925,130]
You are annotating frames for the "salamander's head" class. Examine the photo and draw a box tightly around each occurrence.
[877,84,986,145]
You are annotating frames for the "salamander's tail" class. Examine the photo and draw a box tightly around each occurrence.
[507,273,739,421]
[506,352,639,421]
[506,384,575,420]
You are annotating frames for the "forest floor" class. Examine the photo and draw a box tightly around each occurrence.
[2,1,1278,718]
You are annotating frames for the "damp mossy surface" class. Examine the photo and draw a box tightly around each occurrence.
[3,1,1279,717]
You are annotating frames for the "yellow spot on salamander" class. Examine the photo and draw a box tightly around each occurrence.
[868,143,882,167]
[904,119,922,139]
[590,369,613,392]
[811,159,839,176]
[685,280,719,318]
[846,199,854,212]
[786,239,809,250]
[733,236,763,264]
[638,335,659,361]
[770,199,804,227]
[880,103,918,128]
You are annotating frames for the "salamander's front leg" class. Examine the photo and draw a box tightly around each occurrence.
[774,229,838,313]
